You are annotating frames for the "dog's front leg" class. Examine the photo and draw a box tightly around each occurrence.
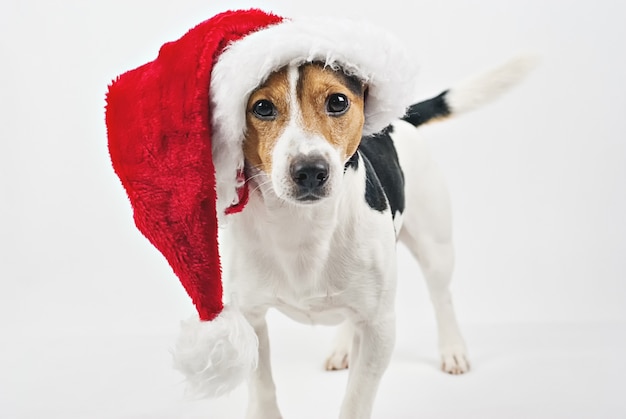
[339,315,395,419]
[244,309,282,419]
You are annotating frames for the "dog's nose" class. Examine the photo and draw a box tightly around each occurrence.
[290,158,329,190]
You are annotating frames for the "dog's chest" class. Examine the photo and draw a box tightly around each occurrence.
[251,221,361,309]
[238,242,356,324]
[226,199,395,324]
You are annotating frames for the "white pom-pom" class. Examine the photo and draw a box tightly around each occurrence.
[172,306,258,398]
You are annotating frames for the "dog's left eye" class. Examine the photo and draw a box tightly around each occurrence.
[252,99,277,120]
[326,93,350,116]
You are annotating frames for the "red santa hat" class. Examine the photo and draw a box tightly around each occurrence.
[105,8,417,398]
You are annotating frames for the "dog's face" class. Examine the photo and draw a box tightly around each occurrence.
[244,63,366,204]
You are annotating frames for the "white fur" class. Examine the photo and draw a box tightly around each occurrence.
[171,306,258,398]
[210,17,418,219]
[446,53,538,114]
[226,158,398,419]
[218,57,533,418]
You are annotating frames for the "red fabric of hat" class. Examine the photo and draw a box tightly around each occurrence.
[106,9,281,322]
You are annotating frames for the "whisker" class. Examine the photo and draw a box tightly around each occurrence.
[249,180,272,197]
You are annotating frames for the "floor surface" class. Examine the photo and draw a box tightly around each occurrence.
[2,314,624,419]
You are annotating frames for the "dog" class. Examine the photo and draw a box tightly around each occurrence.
[219,56,534,419]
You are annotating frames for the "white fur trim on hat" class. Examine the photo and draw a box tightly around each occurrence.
[210,17,419,218]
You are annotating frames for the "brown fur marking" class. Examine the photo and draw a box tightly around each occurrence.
[244,64,366,174]
[298,65,366,160]
[244,68,290,174]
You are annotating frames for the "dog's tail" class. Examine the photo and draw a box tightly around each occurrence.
[402,53,538,128]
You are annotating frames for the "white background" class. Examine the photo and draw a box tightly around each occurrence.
[1,0,625,418]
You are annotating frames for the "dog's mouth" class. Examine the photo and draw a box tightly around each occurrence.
[293,191,327,203]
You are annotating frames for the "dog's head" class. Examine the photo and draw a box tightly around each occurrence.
[209,17,418,215]
[243,63,367,204]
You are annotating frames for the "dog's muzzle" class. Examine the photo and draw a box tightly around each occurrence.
[290,156,330,202]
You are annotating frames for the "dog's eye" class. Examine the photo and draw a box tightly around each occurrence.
[252,99,277,120]
[326,93,350,116]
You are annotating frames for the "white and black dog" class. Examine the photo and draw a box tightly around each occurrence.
[219,56,534,419]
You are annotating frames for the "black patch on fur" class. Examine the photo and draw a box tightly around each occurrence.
[361,153,388,212]
[338,71,365,97]
[345,129,405,217]
[377,124,394,136]
[402,90,450,127]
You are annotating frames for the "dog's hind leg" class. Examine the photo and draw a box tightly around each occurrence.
[325,320,354,370]
[395,128,469,374]
[399,224,470,374]
[244,308,283,419]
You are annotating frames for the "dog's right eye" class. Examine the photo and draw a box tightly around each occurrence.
[252,100,277,120]
[326,93,350,116]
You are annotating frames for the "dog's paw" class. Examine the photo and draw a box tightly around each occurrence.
[324,350,349,371]
[440,345,470,375]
